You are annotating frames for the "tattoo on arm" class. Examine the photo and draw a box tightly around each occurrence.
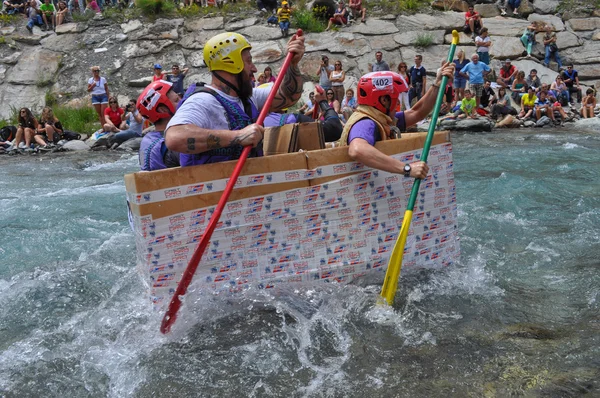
[187,138,196,152]
[206,134,221,150]
[273,65,303,110]
[230,132,256,147]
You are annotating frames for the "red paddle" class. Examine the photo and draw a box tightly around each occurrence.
[312,85,324,119]
[160,29,304,334]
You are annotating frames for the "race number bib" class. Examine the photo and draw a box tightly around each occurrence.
[372,76,392,90]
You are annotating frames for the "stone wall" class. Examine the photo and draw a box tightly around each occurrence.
[0,6,599,122]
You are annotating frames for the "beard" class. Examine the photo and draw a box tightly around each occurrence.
[237,72,253,101]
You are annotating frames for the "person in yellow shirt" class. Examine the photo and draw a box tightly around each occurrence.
[277,1,291,38]
[519,86,537,119]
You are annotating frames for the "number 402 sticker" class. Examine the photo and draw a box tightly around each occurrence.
[372,77,392,90]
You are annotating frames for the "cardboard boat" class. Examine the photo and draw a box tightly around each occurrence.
[125,125,460,309]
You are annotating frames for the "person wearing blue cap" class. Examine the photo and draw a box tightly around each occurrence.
[152,64,164,82]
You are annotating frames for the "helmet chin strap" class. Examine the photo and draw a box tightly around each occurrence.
[213,71,242,97]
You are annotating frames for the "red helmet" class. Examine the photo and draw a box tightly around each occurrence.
[136,80,175,123]
[357,72,408,114]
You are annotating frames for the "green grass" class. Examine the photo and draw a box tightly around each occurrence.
[366,0,428,14]
[414,33,434,48]
[292,8,326,33]
[135,0,176,17]
[176,1,255,18]
[53,105,100,133]
[0,13,21,26]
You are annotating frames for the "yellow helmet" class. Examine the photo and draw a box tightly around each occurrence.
[203,32,252,74]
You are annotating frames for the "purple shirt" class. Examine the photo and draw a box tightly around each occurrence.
[347,111,406,145]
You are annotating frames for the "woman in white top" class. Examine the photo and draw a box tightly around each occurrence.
[329,60,346,103]
[87,66,110,127]
[397,62,411,110]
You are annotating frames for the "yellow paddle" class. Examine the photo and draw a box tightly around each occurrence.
[380,30,460,305]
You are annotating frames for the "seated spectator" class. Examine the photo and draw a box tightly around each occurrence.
[36,106,63,146]
[534,90,554,122]
[341,88,357,121]
[480,80,496,109]
[526,69,541,92]
[12,108,39,152]
[109,99,144,148]
[518,86,536,119]
[550,97,568,121]
[103,96,126,132]
[299,91,315,115]
[137,80,181,171]
[86,0,100,13]
[543,26,562,69]
[550,75,569,106]
[152,64,164,82]
[263,66,276,83]
[325,1,348,31]
[277,1,291,38]
[511,70,527,103]
[497,59,517,89]
[498,0,521,16]
[454,89,477,119]
[25,0,43,33]
[254,73,267,88]
[3,0,26,15]
[464,5,483,39]
[490,86,517,120]
[560,64,582,105]
[581,88,596,118]
[520,24,538,58]
[256,0,276,14]
[348,0,365,23]
[55,0,69,27]
[39,0,55,31]
[436,59,454,109]
[324,89,341,115]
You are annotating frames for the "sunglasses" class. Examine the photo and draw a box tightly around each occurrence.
[92,70,100,72]
[109,101,117,104]
[335,63,341,66]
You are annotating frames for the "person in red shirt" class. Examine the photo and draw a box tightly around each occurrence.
[496,59,518,88]
[103,97,127,132]
[152,64,165,82]
[464,5,483,39]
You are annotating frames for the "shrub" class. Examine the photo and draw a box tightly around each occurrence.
[293,8,325,33]
[177,3,203,17]
[414,33,434,48]
[135,0,175,17]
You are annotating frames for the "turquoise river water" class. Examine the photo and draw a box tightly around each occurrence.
[1,129,599,397]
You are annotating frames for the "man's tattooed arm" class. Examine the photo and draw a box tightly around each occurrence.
[271,65,303,111]
[206,134,221,150]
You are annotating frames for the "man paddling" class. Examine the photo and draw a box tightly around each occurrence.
[337,62,455,178]
[164,32,305,167]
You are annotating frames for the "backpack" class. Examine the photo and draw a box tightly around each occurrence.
[62,130,82,141]
[0,125,16,142]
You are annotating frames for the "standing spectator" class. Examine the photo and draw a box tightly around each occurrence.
[87,66,110,127]
[25,0,42,32]
[165,64,189,97]
[341,88,357,121]
[348,0,365,23]
[518,86,537,119]
[560,64,582,105]
[103,96,126,132]
[152,64,164,82]
[475,28,491,65]
[520,24,537,58]
[459,53,490,108]
[317,55,334,91]
[263,66,276,83]
[55,0,69,27]
[12,108,38,151]
[453,49,469,101]
[526,69,541,91]
[408,54,426,105]
[39,0,54,31]
[480,80,496,109]
[368,51,390,72]
[330,60,346,102]
[3,0,26,15]
[580,88,596,118]
[464,5,483,40]
[277,1,291,38]
[36,106,63,145]
[490,86,517,120]
[109,99,144,147]
[325,1,348,31]
[397,62,411,110]
[534,90,554,122]
[496,59,517,88]
[436,59,454,110]
[550,75,569,106]
[510,70,527,103]
[543,26,562,69]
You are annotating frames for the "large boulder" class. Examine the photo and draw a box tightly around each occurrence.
[334,33,372,57]
[527,13,565,31]
[0,84,46,119]
[184,16,224,32]
[394,30,446,47]
[251,41,285,64]
[572,63,600,79]
[62,140,90,151]
[572,117,600,132]
[55,22,87,34]
[123,40,174,58]
[396,12,465,32]
[561,41,600,64]
[480,17,531,37]
[237,25,287,41]
[475,3,501,17]
[41,33,80,53]
[567,18,600,31]
[534,0,559,14]
[128,18,183,41]
[490,37,529,59]
[439,117,494,131]
[347,19,399,35]
[179,30,215,50]
[117,137,142,151]
[6,47,61,85]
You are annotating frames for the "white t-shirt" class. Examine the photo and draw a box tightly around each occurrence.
[88,76,107,95]
[166,85,272,132]
[476,36,491,53]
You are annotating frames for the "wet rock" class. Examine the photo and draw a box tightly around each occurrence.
[116,137,142,151]
[501,324,563,340]
[439,117,494,132]
[394,30,446,47]
[6,47,61,85]
[567,17,600,31]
